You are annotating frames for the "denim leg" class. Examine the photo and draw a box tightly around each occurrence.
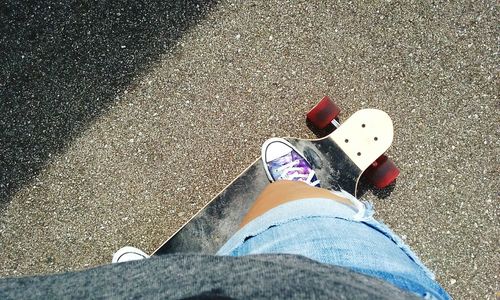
[217,197,450,300]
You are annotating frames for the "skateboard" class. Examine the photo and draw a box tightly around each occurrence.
[152,96,399,256]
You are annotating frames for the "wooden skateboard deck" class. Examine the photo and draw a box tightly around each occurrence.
[153,109,393,256]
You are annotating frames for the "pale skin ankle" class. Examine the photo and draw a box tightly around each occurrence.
[240,180,355,228]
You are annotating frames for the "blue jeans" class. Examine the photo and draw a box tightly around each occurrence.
[217,195,451,300]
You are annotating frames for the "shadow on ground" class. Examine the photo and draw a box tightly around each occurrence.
[0,0,218,210]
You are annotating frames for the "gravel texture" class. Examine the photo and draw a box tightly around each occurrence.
[0,1,498,299]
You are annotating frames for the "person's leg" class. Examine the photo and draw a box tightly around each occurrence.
[219,193,450,300]
[240,180,355,228]
[218,138,450,299]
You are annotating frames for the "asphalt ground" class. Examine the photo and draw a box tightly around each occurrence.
[0,1,498,299]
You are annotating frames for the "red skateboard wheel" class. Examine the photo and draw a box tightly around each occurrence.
[365,155,400,188]
[306,96,341,129]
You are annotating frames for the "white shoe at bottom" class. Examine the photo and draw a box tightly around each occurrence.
[112,246,150,263]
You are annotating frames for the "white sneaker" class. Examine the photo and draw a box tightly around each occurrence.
[112,246,149,263]
[262,138,320,187]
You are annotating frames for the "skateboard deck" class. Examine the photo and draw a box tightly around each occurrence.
[153,109,393,256]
